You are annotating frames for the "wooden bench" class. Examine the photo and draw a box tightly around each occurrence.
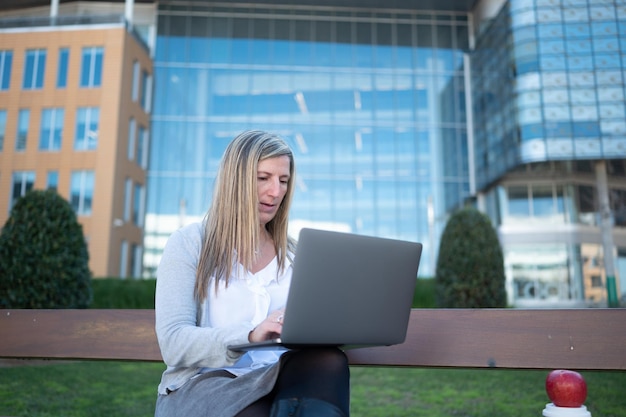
[1,308,625,371]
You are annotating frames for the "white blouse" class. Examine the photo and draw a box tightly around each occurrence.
[201,255,292,376]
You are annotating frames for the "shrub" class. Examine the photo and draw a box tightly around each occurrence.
[0,189,92,308]
[435,207,506,308]
[90,278,156,309]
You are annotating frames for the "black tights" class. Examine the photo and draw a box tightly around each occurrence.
[235,348,350,417]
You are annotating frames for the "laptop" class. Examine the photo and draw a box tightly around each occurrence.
[228,228,422,352]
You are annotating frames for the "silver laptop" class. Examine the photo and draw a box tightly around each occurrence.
[228,228,422,352]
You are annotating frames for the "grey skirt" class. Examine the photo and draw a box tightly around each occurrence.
[154,363,282,417]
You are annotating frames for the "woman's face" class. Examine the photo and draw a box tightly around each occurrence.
[257,155,291,227]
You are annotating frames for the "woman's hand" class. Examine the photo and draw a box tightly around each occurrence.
[248,309,285,343]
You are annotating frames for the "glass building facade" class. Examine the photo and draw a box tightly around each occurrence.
[471,0,626,306]
[145,2,471,277]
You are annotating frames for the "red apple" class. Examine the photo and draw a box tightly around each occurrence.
[545,369,587,407]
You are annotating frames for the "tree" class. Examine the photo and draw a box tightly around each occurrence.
[435,207,506,308]
[0,189,92,308]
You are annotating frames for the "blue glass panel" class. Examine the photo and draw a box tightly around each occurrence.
[57,48,69,88]
[572,121,601,137]
[565,23,590,38]
[594,53,620,68]
[52,109,63,150]
[537,24,564,38]
[16,109,29,151]
[35,51,45,88]
[39,109,52,150]
[22,51,35,89]
[532,185,556,217]
[520,123,545,140]
[88,108,99,149]
[591,21,617,37]
[1,50,12,90]
[80,49,91,86]
[566,38,592,54]
[232,38,252,64]
[334,42,352,68]
[513,26,537,42]
[508,186,530,217]
[545,121,572,138]
[567,55,594,70]
[93,48,103,87]
[74,108,98,150]
[539,39,565,54]
[540,54,566,70]
[47,171,59,190]
[0,109,6,151]
[83,171,95,215]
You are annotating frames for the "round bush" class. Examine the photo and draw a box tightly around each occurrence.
[0,189,92,308]
[435,207,506,308]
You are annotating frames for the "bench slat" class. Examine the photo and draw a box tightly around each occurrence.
[1,308,625,370]
[0,309,161,362]
[347,309,626,370]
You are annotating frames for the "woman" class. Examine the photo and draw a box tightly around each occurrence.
[155,130,350,417]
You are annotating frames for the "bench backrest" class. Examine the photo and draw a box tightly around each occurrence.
[1,308,625,370]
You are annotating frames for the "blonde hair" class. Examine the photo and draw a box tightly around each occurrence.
[195,130,297,301]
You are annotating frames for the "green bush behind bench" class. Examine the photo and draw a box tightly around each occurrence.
[90,277,437,309]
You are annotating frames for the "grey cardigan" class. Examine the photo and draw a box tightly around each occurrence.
[154,222,253,395]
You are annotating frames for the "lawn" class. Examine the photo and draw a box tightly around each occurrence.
[1,360,625,417]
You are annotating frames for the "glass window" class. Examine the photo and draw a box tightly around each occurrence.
[128,118,136,160]
[610,188,626,227]
[577,185,597,225]
[46,171,58,191]
[137,126,148,169]
[568,71,595,87]
[569,88,596,104]
[564,9,589,23]
[70,170,95,215]
[11,171,35,209]
[39,108,64,151]
[0,109,6,151]
[124,178,132,222]
[532,185,556,217]
[566,38,592,54]
[132,60,140,101]
[141,70,151,111]
[120,240,128,278]
[22,49,46,89]
[508,185,530,217]
[131,244,143,278]
[74,107,100,150]
[80,47,103,88]
[537,23,564,38]
[0,50,12,90]
[133,183,144,226]
[56,48,69,88]
[508,244,573,304]
[16,109,29,151]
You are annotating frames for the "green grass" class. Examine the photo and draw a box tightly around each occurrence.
[0,361,625,417]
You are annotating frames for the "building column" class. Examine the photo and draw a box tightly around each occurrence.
[595,160,619,307]
[125,0,134,24]
[50,0,59,18]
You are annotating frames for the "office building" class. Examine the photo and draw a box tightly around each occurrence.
[0,0,624,307]
[0,1,154,277]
